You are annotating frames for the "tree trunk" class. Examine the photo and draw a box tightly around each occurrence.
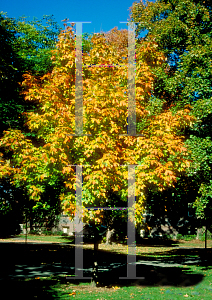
[25,212,27,244]
[205,225,207,249]
[28,205,33,232]
[196,227,202,240]
[29,217,33,232]
[105,228,115,245]
[92,240,99,286]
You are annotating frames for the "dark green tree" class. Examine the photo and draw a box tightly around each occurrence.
[0,12,62,134]
[130,0,212,226]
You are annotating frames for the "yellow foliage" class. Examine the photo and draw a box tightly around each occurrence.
[0,26,194,225]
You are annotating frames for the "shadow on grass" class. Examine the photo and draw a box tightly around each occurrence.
[0,278,66,300]
[60,235,181,247]
[159,247,212,270]
[0,241,208,297]
[135,237,180,247]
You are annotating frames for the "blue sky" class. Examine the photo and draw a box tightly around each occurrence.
[1,0,140,35]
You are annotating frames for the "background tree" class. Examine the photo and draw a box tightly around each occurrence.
[0,13,26,135]
[0,12,62,134]
[130,0,212,230]
[0,14,94,234]
[145,175,200,238]
[0,177,28,237]
[0,13,63,234]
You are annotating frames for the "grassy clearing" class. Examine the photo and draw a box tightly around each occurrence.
[20,264,212,300]
[54,275,212,300]
[3,234,212,247]
[0,233,74,243]
[53,248,212,299]
[1,236,212,299]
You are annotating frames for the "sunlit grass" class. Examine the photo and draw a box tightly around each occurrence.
[6,233,74,243]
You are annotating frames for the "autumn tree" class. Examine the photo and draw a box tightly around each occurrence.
[0,24,193,235]
[0,24,195,285]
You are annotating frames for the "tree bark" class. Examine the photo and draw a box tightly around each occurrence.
[29,217,33,232]
[196,227,202,240]
[92,240,99,286]
[105,228,115,245]
[205,225,207,249]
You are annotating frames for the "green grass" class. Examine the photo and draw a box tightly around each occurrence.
[44,266,212,299]
[12,233,74,243]
[2,267,211,300]
[51,259,212,299]
[1,235,212,299]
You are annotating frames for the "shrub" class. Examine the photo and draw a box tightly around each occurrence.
[200,230,212,241]
[163,234,172,240]
[176,234,183,240]
[42,230,53,236]
[29,229,39,235]
[52,231,64,236]
[176,234,196,241]
[61,232,68,236]
[182,235,196,241]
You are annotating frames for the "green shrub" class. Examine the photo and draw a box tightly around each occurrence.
[176,234,183,240]
[29,229,39,235]
[200,231,212,241]
[52,231,63,236]
[163,234,172,240]
[42,230,53,236]
[61,232,68,236]
[176,234,196,241]
[182,235,196,241]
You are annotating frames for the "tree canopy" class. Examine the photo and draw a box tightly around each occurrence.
[129,0,212,222]
[0,24,193,227]
[0,12,63,136]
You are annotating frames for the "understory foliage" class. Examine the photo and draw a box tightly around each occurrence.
[0,25,194,226]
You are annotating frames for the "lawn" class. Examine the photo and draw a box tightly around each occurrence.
[0,235,212,299]
[0,233,74,243]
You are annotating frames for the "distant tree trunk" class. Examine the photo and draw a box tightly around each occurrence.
[29,217,33,232]
[196,227,202,240]
[205,206,208,250]
[28,205,33,231]
[92,225,100,287]
[92,240,99,286]
[106,228,115,245]
[205,225,207,249]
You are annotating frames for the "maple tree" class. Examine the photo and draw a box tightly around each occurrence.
[0,24,194,231]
